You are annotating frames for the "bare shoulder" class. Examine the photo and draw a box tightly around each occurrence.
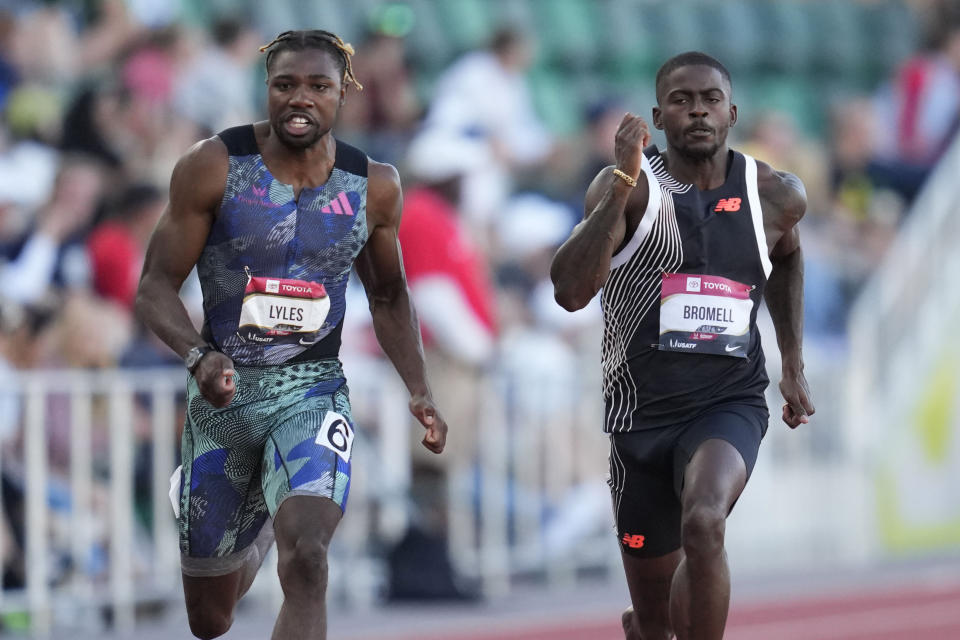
[170,136,229,214]
[366,159,403,228]
[755,159,807,225]
[175,136,228,179]
[584,165,650,219]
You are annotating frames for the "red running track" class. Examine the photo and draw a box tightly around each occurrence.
[392,581,960,640]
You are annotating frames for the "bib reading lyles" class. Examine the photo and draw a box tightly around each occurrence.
[658,273,754,358]
[238,270,331,346]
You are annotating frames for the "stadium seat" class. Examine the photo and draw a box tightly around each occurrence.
[736,75,825,137]
[530,0,601,72]
[598,0,661,78]
[403,0,458,73]
[646,2,707,60]
[806,0,869,79]
[528,66,586,136]
[694,0,764,75]
[861,1,920,85]
[434,0,495,53]
[751,0,816,74]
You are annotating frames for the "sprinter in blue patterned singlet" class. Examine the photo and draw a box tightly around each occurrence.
[137,30,448,640]
[551,53,815,639]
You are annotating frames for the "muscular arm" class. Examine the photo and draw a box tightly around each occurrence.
[761,169,815,427]
[356,161,446,453]
[551,114,650,311]
[135,137,236,406]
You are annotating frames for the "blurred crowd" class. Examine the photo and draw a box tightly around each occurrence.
[1,0,959,608]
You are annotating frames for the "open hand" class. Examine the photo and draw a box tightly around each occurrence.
[409,394,447,454]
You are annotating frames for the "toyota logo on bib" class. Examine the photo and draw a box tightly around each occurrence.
[686,277,702,292]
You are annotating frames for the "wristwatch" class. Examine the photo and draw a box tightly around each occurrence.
[184,345,214,373]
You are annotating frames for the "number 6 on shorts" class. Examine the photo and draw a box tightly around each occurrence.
[316,411,355,462]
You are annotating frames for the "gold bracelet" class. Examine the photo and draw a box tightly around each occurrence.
[613,168,638,188]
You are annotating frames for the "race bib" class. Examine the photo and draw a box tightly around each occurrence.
[237,273,330,346]
[658,273,754,358]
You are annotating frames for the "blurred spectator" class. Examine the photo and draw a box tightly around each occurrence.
[388,130,497,601]
[423,27,553,226]
[400,131,498,368]
[874,5,960,166]
[398,129,498,461]
[740,110,831,216]
[115,28,205,184]
[575,99,626,201]
[0,131,59,215]
[8,0,140,84]
[829,98,927,221]
[173,17,260,135]
[0,155,106,304]
[493,193,587,407]
[0,296,59,589]
[59,84,126,169]
[49,293,132,369]
[337,3,422,164]
[0,10,20,111]
[87,182,164,310]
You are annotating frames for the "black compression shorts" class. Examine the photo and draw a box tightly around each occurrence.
[607,402,768,558]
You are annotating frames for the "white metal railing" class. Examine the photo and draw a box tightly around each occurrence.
[846,133,960,557]
[6,335,871,635]
[3,361,610,635]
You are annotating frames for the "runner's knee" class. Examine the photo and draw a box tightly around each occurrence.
[680,503,726,559]
[278,536,330,594]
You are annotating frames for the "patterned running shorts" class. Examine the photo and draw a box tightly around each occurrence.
[173,359,355,576]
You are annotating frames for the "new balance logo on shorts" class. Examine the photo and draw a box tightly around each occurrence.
[714,197,741,212]
[621,533,646,549]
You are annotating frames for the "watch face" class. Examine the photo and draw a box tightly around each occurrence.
[186,347,206,369]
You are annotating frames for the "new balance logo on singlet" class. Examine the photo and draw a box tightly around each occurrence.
[714,197,741,212]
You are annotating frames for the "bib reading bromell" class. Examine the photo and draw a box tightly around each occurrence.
[599,146,772,432]
[658,273,753,358]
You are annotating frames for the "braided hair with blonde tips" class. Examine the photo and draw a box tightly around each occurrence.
[259,29,363,91]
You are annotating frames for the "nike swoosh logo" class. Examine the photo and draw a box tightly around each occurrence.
[724,344,742,352]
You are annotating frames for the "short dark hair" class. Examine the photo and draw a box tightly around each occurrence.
[655,52,731,103]
[259,30,363,90]
[491,27,525,55]
[211,18,243,48]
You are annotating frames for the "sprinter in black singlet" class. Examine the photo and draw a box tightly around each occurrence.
[137,30,447,640]
[551,52,815,640]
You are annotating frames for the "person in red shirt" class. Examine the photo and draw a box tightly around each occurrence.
[387,130,497,600]
[87,183,164,309]
[399,132,497,363]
